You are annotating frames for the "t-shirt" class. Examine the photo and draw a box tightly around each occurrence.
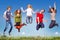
[25,8,34,16]
[3,10,12,21]
[50,13,56,20]
[36,12,44,23]
[15,14,22,23]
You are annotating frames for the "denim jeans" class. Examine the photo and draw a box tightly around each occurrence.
[4,20,13,34]
[26,16,33,24]
[36,23,44,30]
[49,20,58,28]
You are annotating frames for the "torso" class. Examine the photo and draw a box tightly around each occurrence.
[36,12,44,23]
[26,8,33,16]
[50,13,56,20]
[6,11,11,21]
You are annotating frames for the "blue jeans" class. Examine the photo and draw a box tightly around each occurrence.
[36,23,44,30]
[26,16,33,24]
[4,20,13,34]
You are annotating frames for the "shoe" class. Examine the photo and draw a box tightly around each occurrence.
[55,24,59,27]
[9,33,11,36]
[23,23,26,26]
[3,33,6,37]
[18,29,20,32]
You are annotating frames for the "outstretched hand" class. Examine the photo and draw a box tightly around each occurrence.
[21,7,23,10]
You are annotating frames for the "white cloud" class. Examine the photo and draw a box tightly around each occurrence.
[22,32,25,35]
[55,32,59,35]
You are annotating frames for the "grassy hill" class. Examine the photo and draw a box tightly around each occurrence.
[0,36,60,40]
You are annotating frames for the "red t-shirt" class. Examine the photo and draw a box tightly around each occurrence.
[36,12,44,23]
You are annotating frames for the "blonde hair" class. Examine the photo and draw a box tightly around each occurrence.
[27,4,32,9]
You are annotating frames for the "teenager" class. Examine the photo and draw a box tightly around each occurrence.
[3,6,13,35]
[49,2,58,28]
[36,9,47,30]
[14,9,26,32]
[21,4,37,24]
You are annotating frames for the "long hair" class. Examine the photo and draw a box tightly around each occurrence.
[49,7,57,13]
[14,9,21,15]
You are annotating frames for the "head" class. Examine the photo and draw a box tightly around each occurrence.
[27,4,32,8]
[40,9,45,13]
[49,7,56,13]
[7,6,11,11]
[15,9,21,15]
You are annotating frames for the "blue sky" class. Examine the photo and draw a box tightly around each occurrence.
[0,0,60,37]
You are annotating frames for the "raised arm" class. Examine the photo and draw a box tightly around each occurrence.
[49,5,51,8]
[32,9,39,14]
[54,2,56,9]
[21,7,26,12]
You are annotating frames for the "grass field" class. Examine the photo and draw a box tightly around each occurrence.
[0,36,60,40]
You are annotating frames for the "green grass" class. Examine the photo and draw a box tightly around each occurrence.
[0,36,60,40]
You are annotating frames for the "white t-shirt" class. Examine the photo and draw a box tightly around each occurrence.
[21,8,35,16]
[50,13,56,20]
[26,8,34,16]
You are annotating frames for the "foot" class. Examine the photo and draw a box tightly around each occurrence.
[3,32,6,37]
[55,24,59,27]
[9,33,11,36]
[23,23,26,26]
[18,30,20,32]
[41,26,44,28]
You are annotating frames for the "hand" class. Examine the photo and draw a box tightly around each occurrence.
[6,18,8,20]
[21,7,23,10]
[49,5,51,8]
[44,20,48,22]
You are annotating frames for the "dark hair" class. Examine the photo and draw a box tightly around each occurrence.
[14,9,21,15]
[41,9,45,13]
[43,9,45,12]
[49,7,57,13]
[7,6,11,9]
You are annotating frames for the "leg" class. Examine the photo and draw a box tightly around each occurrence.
[54,21,59,27]
[26,17,29,24]
[18,28,20,32]
[3,21,9,34]
[36,24,40,30]
[49,20,55,29]
[30,17,33,24]
[41,23,44,28]
[9,21,13,35]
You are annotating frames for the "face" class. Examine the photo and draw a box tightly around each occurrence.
[17,10,20,16]
[28,4,31,8]
[17,10,20,13]
[8,8,11,11]
[50,8,54,12]
[40,10,45,13]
